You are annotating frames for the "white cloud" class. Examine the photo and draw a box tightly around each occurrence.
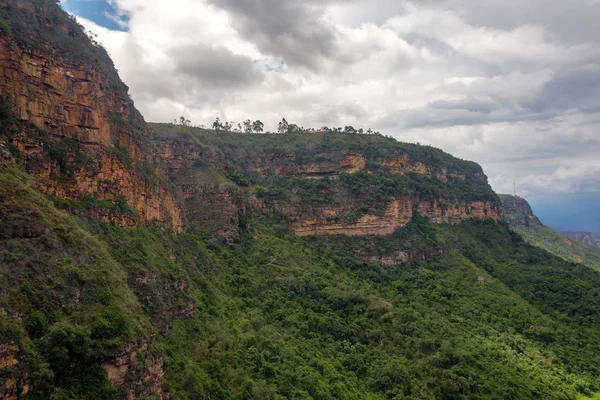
[73,0,600,202]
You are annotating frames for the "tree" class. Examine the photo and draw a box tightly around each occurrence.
[277,118,289,134]
[344,126,356,134]
[212,117,223,131]
[287,124,301,133]
[243,120,253,134]
[224,121,233,132]
[252,120,264,133]
[178,116,191,126]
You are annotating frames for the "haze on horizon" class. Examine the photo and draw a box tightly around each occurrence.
[61,0,600,232]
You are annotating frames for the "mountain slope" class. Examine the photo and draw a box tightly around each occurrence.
[1,1,600,400]
[2,165,600,399]
[499,194,600,270]
[0,0,184,231]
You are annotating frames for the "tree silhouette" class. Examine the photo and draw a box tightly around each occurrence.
[252,120,264,133]
[277,118,289,134]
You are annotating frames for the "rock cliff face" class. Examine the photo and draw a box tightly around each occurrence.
[499,194,541,227]
[101,342,170,400]
[288,198,502,237]
[151,125,503,240]
[0,0,184,232]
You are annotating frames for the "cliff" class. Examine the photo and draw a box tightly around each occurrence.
[151,124,503,242]
[0,0,184,232]
[498,194,541,227]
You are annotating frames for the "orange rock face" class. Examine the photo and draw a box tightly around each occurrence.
[382,153,466,182]
[254,151,366,178]
[0,11,184,231]
[291,198,502,237]
[153,130,503,240]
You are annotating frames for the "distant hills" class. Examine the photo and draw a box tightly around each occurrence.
[560,231,600,249]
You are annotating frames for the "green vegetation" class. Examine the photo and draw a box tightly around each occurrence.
[0,168,146,399]
[2,165,600,399]
[511,225,600,271]
[499,195,600,271]
[0,14,12,37]
[340,171,496,202]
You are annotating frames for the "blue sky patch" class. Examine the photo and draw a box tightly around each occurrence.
[61,0,129,31]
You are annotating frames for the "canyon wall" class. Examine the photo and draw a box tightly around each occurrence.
[0,0,184,231]
[152,126,503,240]
[288,198,502,237]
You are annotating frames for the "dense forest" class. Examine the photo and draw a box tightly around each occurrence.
[2,166,600,399]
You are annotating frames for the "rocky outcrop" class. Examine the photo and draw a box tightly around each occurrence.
[152,126,503,239]
[102,342,170,400]
[180,183,245,240]
[289,198,502,237]
[254,150,366,178]
[0,0,185,232]
[381,152,468,182]
[0,344,30,400]
[499,194,541,227]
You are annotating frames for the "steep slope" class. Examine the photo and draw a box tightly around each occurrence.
[151,124,502,241]
[500,194,600,270]
[0,168,176,399]
[0,0,184,231]
[2,166,600,399]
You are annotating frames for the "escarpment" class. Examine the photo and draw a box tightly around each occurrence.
[499,194,541,227]
[0,0,184,232]
[151,124,503,242]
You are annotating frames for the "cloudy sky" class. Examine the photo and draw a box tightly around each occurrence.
[62,0,600,231]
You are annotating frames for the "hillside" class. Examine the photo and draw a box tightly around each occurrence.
[2,1,600,400]
[499,194,600,270]
[561,231,600,249]
[2,166,600,399]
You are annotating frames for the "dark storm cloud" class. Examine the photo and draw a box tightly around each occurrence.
[522,66,600,113]
[206,0,343,70]
[398,97,554,129]
[169,44,264,88]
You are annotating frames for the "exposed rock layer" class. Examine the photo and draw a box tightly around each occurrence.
[154,131,503,239]
[499,194,541,227]
[0,0,184,231]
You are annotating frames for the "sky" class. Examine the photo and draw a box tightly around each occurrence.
[61,0,600,231]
